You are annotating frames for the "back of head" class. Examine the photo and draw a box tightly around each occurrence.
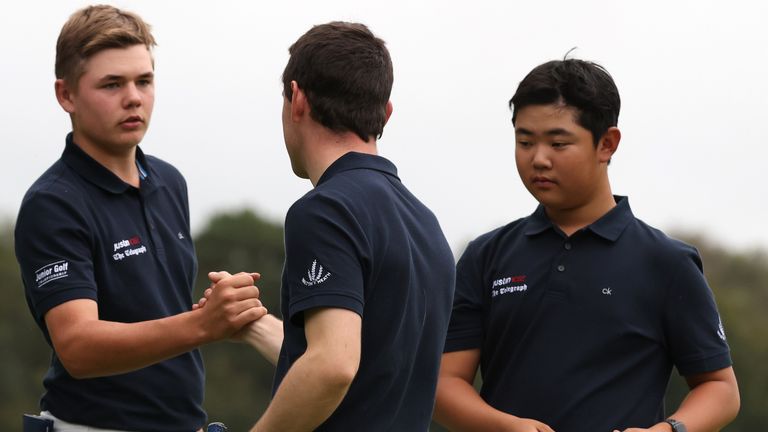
[56,4,156,85]
[510,59,620,145]
[282,22,393,142]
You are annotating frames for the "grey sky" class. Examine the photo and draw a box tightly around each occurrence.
[2,0,766,254]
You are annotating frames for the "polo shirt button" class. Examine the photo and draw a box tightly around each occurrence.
[564,242,572,250]
[557,264,565,272]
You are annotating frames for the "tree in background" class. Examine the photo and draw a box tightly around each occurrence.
[1,213,766,430]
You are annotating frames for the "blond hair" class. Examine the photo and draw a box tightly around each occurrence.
[55,4,156,84]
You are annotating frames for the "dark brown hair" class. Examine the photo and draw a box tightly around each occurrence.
[282,22,393,142]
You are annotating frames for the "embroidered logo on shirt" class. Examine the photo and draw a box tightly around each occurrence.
[602,287,613,295]
[491,275,528,298]
[177,232,185,240]
[35,260,70,288]
[112,236,147,261]
[301,259,332,286]
[717,317,727,341]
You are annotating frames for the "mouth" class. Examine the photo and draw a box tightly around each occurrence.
[120,116,144,128]
[531,176,556,187]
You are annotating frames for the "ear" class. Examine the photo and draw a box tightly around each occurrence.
[384,100,393,125]
[55,79,76,113]
[289,80,307,122]
[597,127,621,163]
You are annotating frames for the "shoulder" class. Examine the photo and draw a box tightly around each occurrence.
[18,160,87,222]
[285,186,352,229]
[627,217,701,264]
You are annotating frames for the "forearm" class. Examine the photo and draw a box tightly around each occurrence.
[238,314,284,366]
[55,309,207,378]
[663,378,740,432]
[435,376,519,432]
[252,349,354,432]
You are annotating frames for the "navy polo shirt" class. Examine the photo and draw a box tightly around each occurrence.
[445,196,731,431]
[15,134,205,431]
[275,152,455,431]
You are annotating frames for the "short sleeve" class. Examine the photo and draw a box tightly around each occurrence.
[664,248,732,376]
[283,194,365,325]
[444,240,485,352]
[15,190,98,329]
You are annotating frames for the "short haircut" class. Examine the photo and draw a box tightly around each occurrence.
[509,59,620,145]
[55,5,156,85]
[282,22,393,142]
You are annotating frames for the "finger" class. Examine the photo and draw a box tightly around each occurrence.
[229,298,264,316]
[235,305,269,325]
[203,288,213,299]
[215,272,258,291]
[250,272,261,282]
[198,297,208,307]
[233,285,261,301]
[208,271,232,284]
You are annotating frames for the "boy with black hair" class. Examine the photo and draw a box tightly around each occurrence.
[434,59,739,432]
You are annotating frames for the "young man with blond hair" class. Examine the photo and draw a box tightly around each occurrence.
[15,6,266,431]
[434,59,739,432]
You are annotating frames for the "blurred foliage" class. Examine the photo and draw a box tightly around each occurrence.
[2,214,766,431]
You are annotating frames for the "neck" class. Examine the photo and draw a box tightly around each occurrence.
[72,132,141,188]
[303,128,378,186]
[546,186,616,237]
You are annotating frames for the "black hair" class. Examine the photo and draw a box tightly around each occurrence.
[510,59,620,145]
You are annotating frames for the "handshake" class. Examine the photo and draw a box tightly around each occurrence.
[192,271,283,366]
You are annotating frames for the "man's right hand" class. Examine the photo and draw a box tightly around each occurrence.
[194,272,267,341]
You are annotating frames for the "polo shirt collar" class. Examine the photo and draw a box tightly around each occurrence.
[316,151,399,186]
[61,133,158,194]
[524,195,634,242]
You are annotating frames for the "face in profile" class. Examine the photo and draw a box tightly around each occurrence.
[58,44,155,156]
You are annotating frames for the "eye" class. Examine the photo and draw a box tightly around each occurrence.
[137,78,153,87]
[102,82,120,89]
[517,140,532,148]
[552,142,570,148]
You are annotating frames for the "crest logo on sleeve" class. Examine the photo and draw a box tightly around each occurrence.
[112,235,148,261]
[717,317,727,341]
[491,274,528,298]
[35,260,70,288]
[301,259,331,287]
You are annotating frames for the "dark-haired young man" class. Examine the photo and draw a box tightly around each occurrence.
[235,22,455,431]
[434,59,739,432]
[15,6,266,431]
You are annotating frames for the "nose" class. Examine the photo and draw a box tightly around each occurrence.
[531,144,552,169]
[123,82,142,108]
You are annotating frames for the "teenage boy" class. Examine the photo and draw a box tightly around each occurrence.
[434,59,739,432]
[233,22,455,431]
[15,6,266,431]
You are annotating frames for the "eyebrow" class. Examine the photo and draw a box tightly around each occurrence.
[515,127,576,137]
[98,71,155,82]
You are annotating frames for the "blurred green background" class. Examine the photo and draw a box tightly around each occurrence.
[2,209,765,430]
